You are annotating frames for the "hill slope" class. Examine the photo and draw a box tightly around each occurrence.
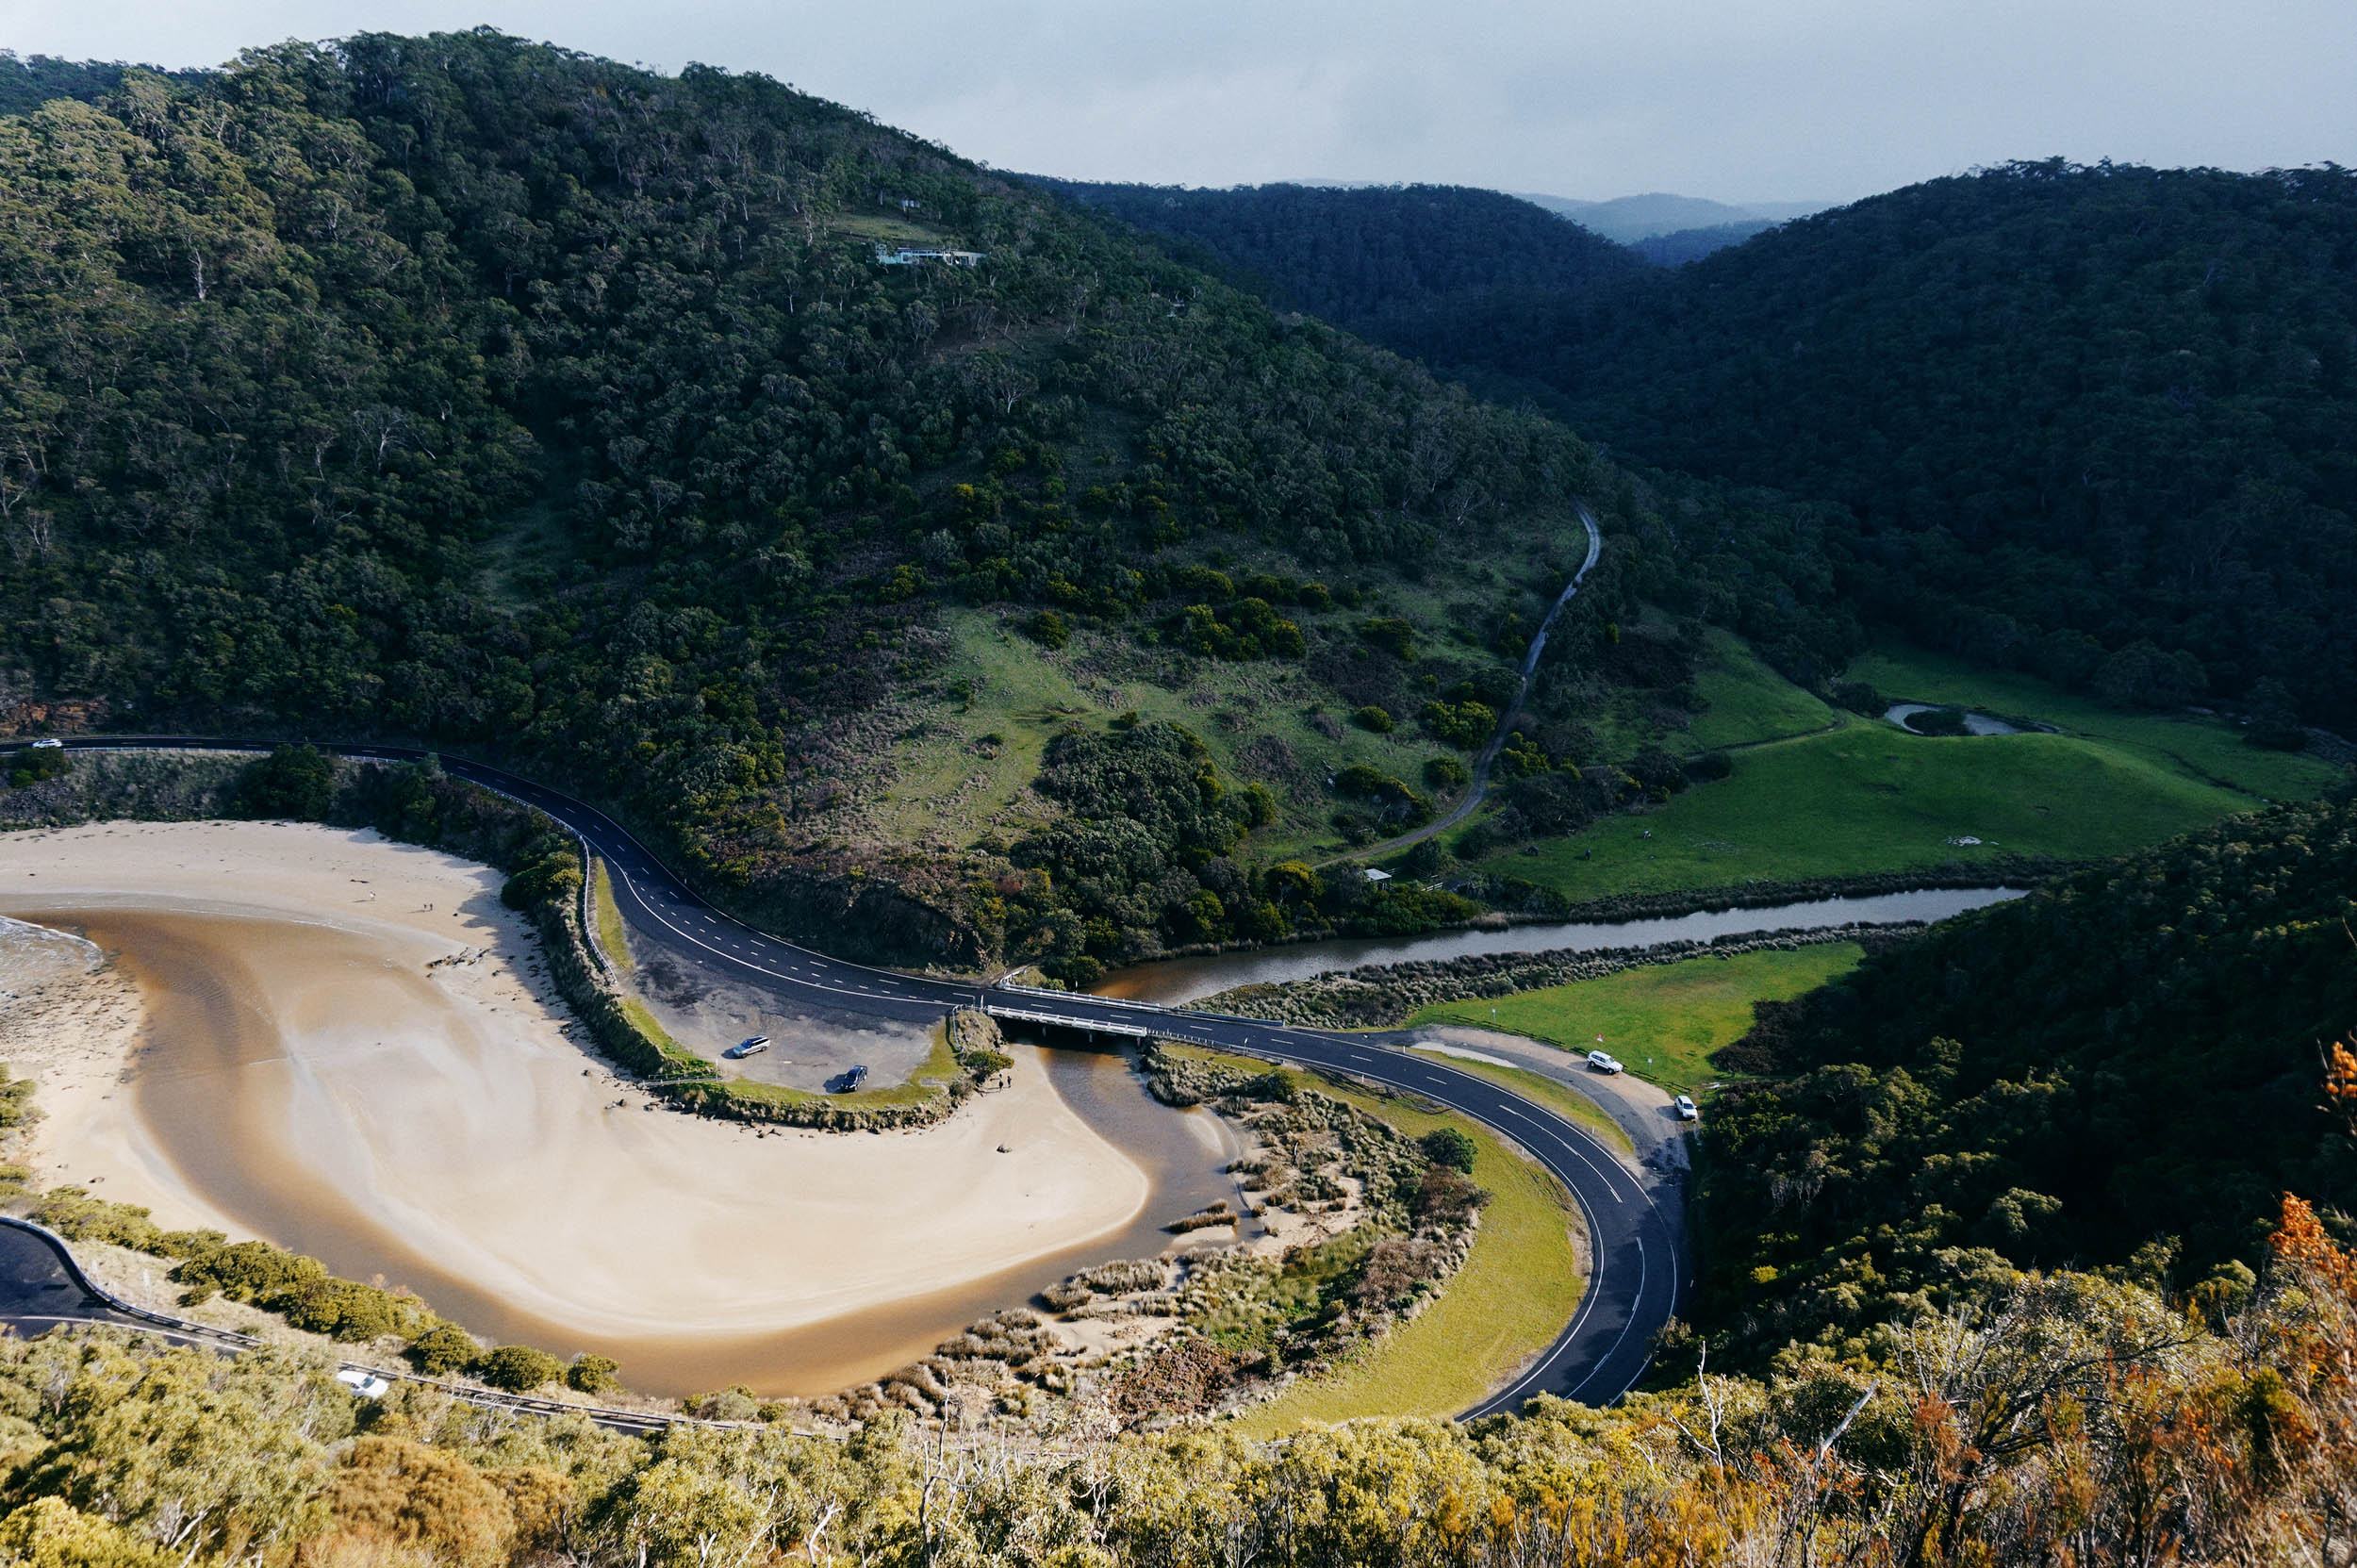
[1020,178,1646,332]
[0,31,1734,969]
[1395,162,2357,730]
[1695,784,2357,1365]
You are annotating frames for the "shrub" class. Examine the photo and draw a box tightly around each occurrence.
[1421,1127,1478,1174]
[30,1190,169,1254]
[1243,1070,1299,1104]
[1421,700,1495,749]
[1263,860,1321,905]
[173,1240,328,1304]
[960,1048,1014,1079]
[1358,617,1418,660]
[502,832,583,912]
[1687,749,1734,782]
[234,744,336,818]
[472,1344,565,1393]
[273,1277,408,1342]
[687,1386,761,1421]
[6,747,73,789]
[1424,755,1470,789]
[1027,609,1071,649]
[567,1354,621,1395]
[1829,679,1884,716]
[1399,838,1449,877]
[404,1323,479,1376]
[1351,704,1393,733]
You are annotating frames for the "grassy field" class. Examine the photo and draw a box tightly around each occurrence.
[1153,1045,1585,1431]
[1847,646,2343,802]
[1409,944,1866,1094]
[1468,716,2262,901]
[874,608,1485,861]
[1684,628,1842,752]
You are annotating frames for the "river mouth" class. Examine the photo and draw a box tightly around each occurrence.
[17,905,1241,1398]
[1095,886,2027,1005]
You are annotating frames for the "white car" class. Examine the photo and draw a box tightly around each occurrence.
[1586,1049,1624,1075]
[27,738,62,750]
[723,1036,771,1060]
[335,1368,391,1399]
[1673,1095,1699,1122]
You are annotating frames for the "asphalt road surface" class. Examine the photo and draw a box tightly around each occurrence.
[28,735,1684,1416]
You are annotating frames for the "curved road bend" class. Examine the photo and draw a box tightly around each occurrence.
[0,1217,682,1435]
[1320,503,1604,868]
[31,736,1682,1416]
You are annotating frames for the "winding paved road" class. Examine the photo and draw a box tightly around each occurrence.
[1320,503,1604,868]
[19,734,1683,1418]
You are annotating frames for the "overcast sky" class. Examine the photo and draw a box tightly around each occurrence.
[4,0,2351,203]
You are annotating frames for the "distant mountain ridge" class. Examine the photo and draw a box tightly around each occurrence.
[1513,190,1831,242]
[1019,177,1647,324]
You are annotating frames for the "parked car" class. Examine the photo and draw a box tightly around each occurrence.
[27,738,61,750]
[335,1368,391,1399]
[1586,1049,1624,1075]
[1673,1095,1699,1122]
[838,1065,869,1092]
[723,1035,770,1060]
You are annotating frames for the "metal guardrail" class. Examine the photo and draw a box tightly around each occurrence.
[0,1216,696,1435]
[981,1002,1152,1037]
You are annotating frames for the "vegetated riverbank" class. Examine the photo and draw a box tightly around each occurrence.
[0,821,1166,1398]
[1095,881,2024,1004]
[1193,925,1919,1030]
[800,1040,1502,1430]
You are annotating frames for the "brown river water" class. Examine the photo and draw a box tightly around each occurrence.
[31,908,1243,1397]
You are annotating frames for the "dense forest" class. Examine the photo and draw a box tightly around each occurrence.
[1020,178,1645,333]
[1694,785,2357,1367]
[1389,163,2357,730]
[0,31,1720,966]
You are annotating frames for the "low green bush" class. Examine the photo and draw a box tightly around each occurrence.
[567,1354,621,1395]
[1351,705,1393,734]
[473,1344,565,1393]
[6,748,73,789]
[235,745,335,817]
[404,1323,479,1376]
[1420,1128,1478,1174]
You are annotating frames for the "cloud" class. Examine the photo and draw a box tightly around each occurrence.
[2,0,2349,201]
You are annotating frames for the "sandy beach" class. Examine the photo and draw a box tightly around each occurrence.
[0,820,1151,1388]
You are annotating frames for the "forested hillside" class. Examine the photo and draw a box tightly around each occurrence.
[1021,178,1645,333]
[0,31,1805,967]
[1695,784,2357,1366]
[1392,162,2357,730]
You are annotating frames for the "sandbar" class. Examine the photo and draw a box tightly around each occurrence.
[0,820,1151,1388]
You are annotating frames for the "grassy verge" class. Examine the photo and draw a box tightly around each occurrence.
[1469,720,2255,902]
[1405,1049,1634,1156]
[1157,1045,1586,1429]
[588,857,636,977]
[1845,646,2344,802]
[1409,944,1866,1094]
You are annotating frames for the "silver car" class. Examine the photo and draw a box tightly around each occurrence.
[1586,1049,1624,1075]
[1673,1095,1699,1122]
[724,1035,771,1060]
